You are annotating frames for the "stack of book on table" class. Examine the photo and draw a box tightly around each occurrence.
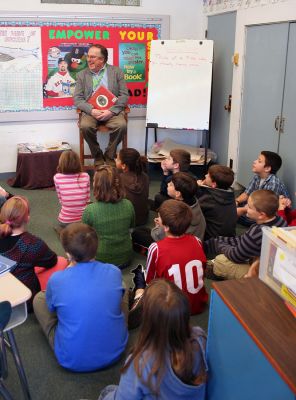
[17,142,71,153]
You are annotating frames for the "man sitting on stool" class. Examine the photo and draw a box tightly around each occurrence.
[74,44,129,167]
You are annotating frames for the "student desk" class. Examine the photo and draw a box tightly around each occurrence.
[206,278,296,400]
[0,273,32,400]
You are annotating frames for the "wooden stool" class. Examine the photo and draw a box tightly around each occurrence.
[77,107,130,171]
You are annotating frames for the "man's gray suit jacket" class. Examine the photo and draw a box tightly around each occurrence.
[74,64,129,115]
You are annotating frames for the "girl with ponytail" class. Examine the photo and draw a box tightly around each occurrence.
[116,148,149,226]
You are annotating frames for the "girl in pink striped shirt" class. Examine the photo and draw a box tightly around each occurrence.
[54,151,90,226]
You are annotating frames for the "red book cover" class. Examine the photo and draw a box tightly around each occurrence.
[88,85,118,110]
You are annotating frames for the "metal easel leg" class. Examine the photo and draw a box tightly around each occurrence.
[145,123,159,156]
[203,129,209,175]
[145,126,149,156]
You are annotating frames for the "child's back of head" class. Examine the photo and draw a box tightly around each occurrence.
[0,196,29,238]
[57,150,82,174]
[249,189,279,219]
[93,165,124,203]
[117,147,148,175]
[159,199,192,236]
[170,149,191,172]
[122,279,207,392]
[60,222,98,263]
[171,172,197,203]
[260,151,282,175]
[208,165,234,190]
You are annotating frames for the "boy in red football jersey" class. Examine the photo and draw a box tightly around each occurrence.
[133,199,208,315]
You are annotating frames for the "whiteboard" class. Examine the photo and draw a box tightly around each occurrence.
[146,40,213,130]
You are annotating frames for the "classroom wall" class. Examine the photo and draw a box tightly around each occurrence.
[0,0,205,174]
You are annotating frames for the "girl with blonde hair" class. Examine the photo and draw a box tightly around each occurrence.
[0,196,58,310]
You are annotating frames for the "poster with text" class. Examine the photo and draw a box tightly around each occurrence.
[0,26,42,111]
[0,20,161,114]
[41,24,158,110]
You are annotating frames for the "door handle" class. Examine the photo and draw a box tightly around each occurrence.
[279,117,285,134]
[274,116,280,131]
[224,95,232,112]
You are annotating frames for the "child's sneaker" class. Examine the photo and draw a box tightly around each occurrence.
[128,292,144,330]
[130,264,146,290]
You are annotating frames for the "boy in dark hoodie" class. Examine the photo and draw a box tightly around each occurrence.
[196,165,237,240]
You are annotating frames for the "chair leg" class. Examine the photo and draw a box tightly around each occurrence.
[0,383,14,400]
[0,332,8,380]
[0,332,14,400]
[6,330,31,400]
[122,130,127,149]
[79,129,85,169]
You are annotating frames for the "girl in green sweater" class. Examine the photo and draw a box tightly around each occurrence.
[82,165,135,268]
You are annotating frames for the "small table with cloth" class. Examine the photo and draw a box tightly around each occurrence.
[8,143,71,190]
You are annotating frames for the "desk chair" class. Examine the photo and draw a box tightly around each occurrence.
[0,301,31,400]
[77,107,130,171]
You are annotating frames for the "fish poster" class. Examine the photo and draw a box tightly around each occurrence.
[0,20,161,114]
[0,27,42,111]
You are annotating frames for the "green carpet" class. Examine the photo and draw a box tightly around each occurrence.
[0,167,212,400]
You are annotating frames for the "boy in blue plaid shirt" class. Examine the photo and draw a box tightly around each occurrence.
[236,151,290,226]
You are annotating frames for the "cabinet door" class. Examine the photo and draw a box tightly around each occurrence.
[207,291,295,400]
[207,12,236,165]
[279,22,296,202]
[237,23,289,186]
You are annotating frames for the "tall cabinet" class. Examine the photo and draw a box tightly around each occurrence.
[237,22,296,200]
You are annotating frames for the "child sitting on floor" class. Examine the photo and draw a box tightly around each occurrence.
[33,222,128,372]
[54,150,90,226]
[278,194,296,226]
[0,196,58,311]
[116,147,149,226]
[235,151,290,225]
[154,148,193,209]
[0,185,13,208]
[132,172,206,252]
[152,172,206,241]
[204,189,287,280]
[196,164,237,240]
[99,279,208,400]
[82,165,135,268]
[133,199,208,316]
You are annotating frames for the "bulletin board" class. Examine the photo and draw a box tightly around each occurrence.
[146,39,213,130]
[0,12,169,122]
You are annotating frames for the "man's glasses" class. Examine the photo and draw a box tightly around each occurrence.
[87,55,104,60]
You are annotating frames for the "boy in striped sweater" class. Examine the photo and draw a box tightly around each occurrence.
[204,189,287,280]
